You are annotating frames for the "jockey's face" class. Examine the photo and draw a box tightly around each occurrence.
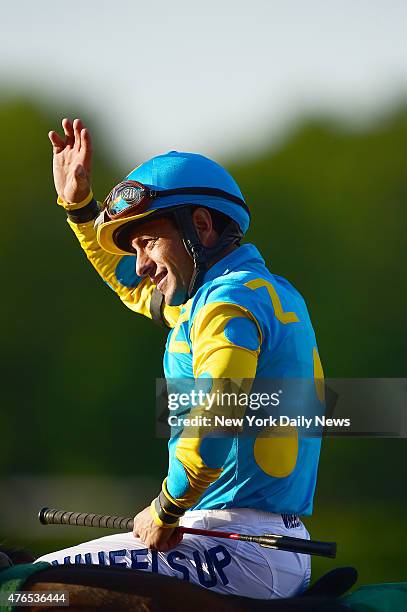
[130,208,216,306]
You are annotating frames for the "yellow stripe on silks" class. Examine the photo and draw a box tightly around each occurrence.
[190,302,261,378]
[168,301,193,353]
[168,302,261,509]
[162,303,181,329]
[174,439,223,509]
[149,501,179,528]
[313,347,325,404]
[245,278,299,324]
[57,191,94,211]
[67,217,180,327]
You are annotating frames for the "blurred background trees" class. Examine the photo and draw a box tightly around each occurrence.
[1,98,405,582]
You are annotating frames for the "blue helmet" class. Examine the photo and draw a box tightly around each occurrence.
[96,150,250,298]
[97,151,250,253]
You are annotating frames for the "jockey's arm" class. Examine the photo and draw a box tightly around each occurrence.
[50,118,178,326]
[152,301,261,526]
[65,203,180,327]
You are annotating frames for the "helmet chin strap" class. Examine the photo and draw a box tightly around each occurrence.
[173,207,243,301]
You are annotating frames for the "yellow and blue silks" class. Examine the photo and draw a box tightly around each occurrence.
[69,217,323,516]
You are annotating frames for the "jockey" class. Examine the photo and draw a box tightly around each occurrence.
[37,118,324,600]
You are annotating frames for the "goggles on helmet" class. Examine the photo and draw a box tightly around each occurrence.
[103,180,249,220]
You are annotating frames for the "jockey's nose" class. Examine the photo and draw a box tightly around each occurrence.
[135,250,155,278]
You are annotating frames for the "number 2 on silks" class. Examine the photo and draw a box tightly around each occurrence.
[245,278,299,324]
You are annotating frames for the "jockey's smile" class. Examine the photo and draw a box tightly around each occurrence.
[128,208,224,306]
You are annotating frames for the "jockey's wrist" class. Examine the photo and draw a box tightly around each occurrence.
[65,198,100,224]
[57,190,94,211]
[150,499,180,528]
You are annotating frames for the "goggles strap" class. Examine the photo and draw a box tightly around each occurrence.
[173,208,206,299]
[150,288,166,327]
[173,207,243,299]
[105,183,250,220]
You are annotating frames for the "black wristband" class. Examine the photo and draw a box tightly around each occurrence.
[153,496,184,525]
[67,199,100,223]
[158,490,185,518]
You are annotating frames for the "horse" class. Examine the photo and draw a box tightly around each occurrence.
[0,547,356,611]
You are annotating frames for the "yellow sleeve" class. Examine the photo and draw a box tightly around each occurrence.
[164,301,262,510]
[67,217,180,327]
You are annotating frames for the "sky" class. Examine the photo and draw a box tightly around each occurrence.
[2,0,407,166]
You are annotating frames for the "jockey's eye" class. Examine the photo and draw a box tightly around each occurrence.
[140,238,158,249]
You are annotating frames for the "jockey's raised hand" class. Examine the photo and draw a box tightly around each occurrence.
[48,118,92,204]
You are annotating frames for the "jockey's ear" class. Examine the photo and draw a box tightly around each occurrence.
[192,207,217,247]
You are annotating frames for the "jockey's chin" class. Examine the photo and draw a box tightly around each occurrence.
[159,270,192,306]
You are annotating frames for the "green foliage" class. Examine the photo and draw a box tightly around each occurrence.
[0,98,167,477]
[231,112,407,378]
[1,97,405,502]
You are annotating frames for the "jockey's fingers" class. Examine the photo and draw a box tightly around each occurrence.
[62,118,74,148]
[73,118,82,150]
[48,130,65,154]
[80,128,93,170]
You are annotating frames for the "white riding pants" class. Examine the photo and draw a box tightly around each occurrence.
[36,508,311,600]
